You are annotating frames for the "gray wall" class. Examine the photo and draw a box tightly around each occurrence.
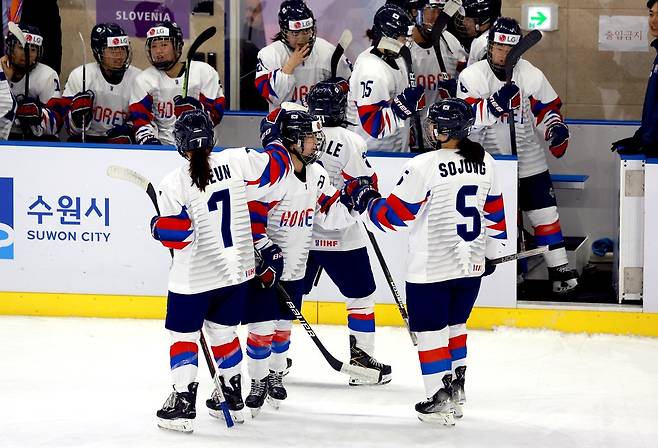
[218,114,636,246]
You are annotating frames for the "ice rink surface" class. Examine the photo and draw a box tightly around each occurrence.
[1,315,657,448]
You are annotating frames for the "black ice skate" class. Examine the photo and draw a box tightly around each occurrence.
[548,264,578,294]
[267,369,287,409]
[156,382,198,433]
[451,366,466,419]
[245,377,268,418]
[415,376,455,426]
[348,335,392,386]
[206,373,244,424]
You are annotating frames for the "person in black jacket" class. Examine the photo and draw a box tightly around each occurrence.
[19,0,62,75]
[611,0,658,156]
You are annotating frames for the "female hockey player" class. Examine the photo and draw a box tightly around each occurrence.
[342,98,508,425]
[151,109,292,433]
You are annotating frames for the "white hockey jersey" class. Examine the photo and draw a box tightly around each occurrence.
[64,63,141,137]
[265,163,355,281]
[457,59,565,178]
[157,144,292,295]
[8,62,62,136]
[467,33,488,66]
[0,67,15,139]
[346,47,410,152]
[129,60,225,145]
[312,126,376,252]
[255,37,352,110]
[362,150,508,284]
[410,31,466,108]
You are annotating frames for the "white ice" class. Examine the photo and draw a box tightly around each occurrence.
[1,316,657,448]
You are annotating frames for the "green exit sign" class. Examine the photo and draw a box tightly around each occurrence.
[522,5,558,31]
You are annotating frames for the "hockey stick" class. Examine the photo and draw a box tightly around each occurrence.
[8,22,29,140]
[489,245,548,265]
[504,30,542,252]
[430,0,461,80]
[106,165,235,428]
[183,26,217,97]
[78,32,87,143]
[363,225,417,345]
[398,44,425,152]
[330,29,352,78]
[272,280,381,384]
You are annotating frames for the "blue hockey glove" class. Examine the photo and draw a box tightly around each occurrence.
[611,134,643,155]
[106,124,135,144]
[342,177,381,214]
[487,83,520,118]
[260,107,284,147]
[173,95,203,118]
[391,85,425,120]
[256,243,284,288]
[546,122,569,158]
[437,78,457,99]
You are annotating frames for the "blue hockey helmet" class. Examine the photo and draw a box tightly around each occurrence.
[279,109,326,165]
[145,21,183,71]
[487,17,522,79]
[278,1,316,50]
[5,23,44,70]
[306,80,349,128]
[425,98,475,145]
[371,4,414,41]
[173,109,215,157]
[91,23,132,76]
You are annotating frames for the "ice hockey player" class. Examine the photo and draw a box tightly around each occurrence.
[346,4,425,152]
[129,21,225,145]
[302,80,392,386]
[236,108,361,417]
[254,0,351,110]
[459,0,502,66]
[0,64,16,140]
[342,98,508,425]
[457,17,578,293]
[63,23,141,143]
[153,109,292,432]
[1,24,63,141]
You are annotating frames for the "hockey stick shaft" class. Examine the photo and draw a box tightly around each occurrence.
[363,225,417,346]
[183,26,217,97]
[106,165,234,428]
[273,281,380,383]
[489,245,549,265]
[398,45,425,152]
[430,0,461,78]
[78,32,87,143]
[330,29,352,79]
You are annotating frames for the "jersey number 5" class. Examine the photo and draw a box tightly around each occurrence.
[456,185,481,242]
[207,189,233,247]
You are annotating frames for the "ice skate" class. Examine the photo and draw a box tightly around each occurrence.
[348,335,392,386]
[245,377,268,418]
[156,382,198,433]
[548,264,578,294]
[415,375,455,426]
[206,373,244,424]
[451,366,466,419]
[266,369,287,409]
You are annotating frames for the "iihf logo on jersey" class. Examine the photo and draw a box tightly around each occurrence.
[0,178,15,260]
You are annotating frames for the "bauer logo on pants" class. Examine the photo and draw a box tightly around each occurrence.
[0,178,14,260]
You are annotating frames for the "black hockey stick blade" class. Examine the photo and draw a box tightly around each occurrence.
[183,26,217,96]
[505,30,542,83]
[330,29,352,79]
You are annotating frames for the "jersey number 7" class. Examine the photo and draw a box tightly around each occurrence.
[207,189,233,247]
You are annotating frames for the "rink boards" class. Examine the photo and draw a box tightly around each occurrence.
[1,142,656,336]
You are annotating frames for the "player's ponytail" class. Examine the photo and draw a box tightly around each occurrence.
[457,138,485,165]
[188,149,212,192]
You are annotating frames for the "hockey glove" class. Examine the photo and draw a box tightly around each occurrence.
[482,259,496,277]
[391,85,426,120]
[611,134,643,154]
[70,90,95,129]
[15,95,43,126]
[437,78,457,99]
[260,108,283,147]
[342,177,381,214]
[256,243,284,288]
[546,122,569,158]
[487,83,520,118]
[150,209,194,250]
[173,95,203,118]
[106,124,135,145]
